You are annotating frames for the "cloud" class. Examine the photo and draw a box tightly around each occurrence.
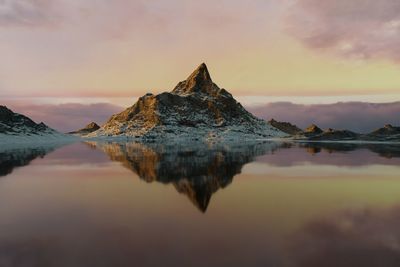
[0,0,56,27]
[4,102,124,132]
[247,101,400,133]
[285,0,400,61]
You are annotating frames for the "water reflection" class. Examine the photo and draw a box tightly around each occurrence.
[0,144,69,177]
[86,141,280,212]
[289,206,400,267]
[84,141,400,212]
[258,142,400,167]
[0,141,400,266]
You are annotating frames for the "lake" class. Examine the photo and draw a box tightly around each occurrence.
[0,140,400,267]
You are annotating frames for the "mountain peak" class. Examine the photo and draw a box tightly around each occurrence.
[188,62,211,82]
[172,63,217,96]
[305,124,323,134]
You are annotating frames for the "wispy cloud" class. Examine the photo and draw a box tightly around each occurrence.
[0,0,56,27]
[285,0,400,61]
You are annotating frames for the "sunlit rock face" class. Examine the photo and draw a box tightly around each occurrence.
[87,63,286,140]
[68,122,100,136]
[87,141,280,212]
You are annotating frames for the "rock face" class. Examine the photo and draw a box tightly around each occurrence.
[269,119,303,135]
[88,63,286,140]
[304,124,323,136]
[69,122,100,135]
[0,106,65,142]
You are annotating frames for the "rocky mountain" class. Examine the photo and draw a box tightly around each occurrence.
[87,63,286,140]
[69,122,100,135]
[0,105,69,142]
[268,119,303,135]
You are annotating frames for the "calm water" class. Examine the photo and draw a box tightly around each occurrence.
[0,141,400,267]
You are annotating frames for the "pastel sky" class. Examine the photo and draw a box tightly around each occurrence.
[1,0,400,100]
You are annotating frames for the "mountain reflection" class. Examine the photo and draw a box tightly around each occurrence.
[0,144,65,177]
[298,142,400,158]
[258,142,400,167]
[86,141,281,212]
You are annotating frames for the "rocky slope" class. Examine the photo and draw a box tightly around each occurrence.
[87,63,286,140]
[0,105,70,143]
[69,122,100,135]
[268,119,303,135]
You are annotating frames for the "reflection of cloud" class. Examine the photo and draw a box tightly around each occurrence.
[248,102,400,133]
[290,206,400,267]
[285,0,400,61]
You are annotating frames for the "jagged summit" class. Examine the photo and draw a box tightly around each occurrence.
[172,63,220,96]
[87,63,286,140]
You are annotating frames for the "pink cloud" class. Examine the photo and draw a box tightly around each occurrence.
[285,0,400,61]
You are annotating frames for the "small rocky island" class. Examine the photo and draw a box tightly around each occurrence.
[270,119,400,142]
[69,122,100,136]
[85,63,286,140]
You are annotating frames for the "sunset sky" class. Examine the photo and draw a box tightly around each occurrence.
[1,0,400,131]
